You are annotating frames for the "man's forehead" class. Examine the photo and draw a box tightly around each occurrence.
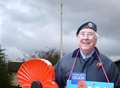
[80,28,95,33]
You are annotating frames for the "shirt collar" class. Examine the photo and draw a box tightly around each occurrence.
[72,48,95,59]
[80,48,95,59]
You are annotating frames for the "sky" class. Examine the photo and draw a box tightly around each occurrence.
[0,0,120,61]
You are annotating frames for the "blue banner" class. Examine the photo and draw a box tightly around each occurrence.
[66,80,114,88]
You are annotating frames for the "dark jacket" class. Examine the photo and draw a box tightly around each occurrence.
[55,48,120,88]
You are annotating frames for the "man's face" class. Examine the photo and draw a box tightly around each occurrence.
[77,28,97,54]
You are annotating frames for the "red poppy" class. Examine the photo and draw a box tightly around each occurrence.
[17,58,58,88]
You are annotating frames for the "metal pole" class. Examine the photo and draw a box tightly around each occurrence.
[60,0,63,59]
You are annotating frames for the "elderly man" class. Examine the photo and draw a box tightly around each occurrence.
[55,21,120,88]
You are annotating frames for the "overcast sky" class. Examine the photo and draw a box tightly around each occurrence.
[0,0,120,61]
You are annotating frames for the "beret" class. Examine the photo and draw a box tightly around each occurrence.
[76,21,97,35]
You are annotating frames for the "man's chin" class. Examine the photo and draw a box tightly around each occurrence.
[81,47,90,50]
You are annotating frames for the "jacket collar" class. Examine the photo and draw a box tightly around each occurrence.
[72,47,98,58]
[72,48,81,58]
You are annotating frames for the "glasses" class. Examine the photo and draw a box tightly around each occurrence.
[79,32,96,37]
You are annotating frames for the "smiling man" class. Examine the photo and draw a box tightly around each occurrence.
[76,22,97,56]
[55,21,120,88]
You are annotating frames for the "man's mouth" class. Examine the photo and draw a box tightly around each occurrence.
[82,41,90,45]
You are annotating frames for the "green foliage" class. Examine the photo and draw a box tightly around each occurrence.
[34,49,60,65]
[0,47,12,88]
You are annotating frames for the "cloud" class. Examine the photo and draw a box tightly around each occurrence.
[97,36,120,56]
[0,0,120,61]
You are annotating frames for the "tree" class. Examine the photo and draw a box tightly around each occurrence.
[32,49,60,65]
[0,46,12,88]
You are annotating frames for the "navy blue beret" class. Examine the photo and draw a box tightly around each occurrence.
[76,21,97,35]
